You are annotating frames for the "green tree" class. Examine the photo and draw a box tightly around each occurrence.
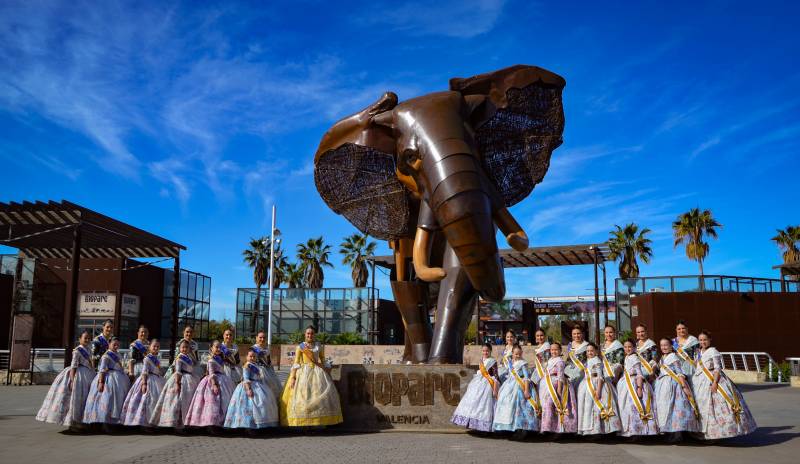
[242,237,269,335]
[772,225,800,264]
[340,233,377,287]
[271,248,288,288]
[607,223,653,279]
[297,236,333,288]
[283,262,305,289]
[208,319,234,341]
[672,208,722,278]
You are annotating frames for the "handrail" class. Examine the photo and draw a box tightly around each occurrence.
[720,351,781,382]
[787,357,800,377]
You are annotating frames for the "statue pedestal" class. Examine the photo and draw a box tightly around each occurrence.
[332,364,472,432]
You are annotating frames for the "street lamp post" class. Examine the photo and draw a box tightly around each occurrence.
[266,205,281,348]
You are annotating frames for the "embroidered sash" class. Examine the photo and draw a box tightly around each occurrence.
[660,363,699,418]
[543,367,570,425]
[699,359,742,424]
[600,352,615,378]
[179,353,194,366]
[299,343,322,367]
[533,354,546,380]
[676,346,695,367]
[76,346,90,360]
[624,369,653,421]
[623,369,653,421]
[478,361,495,389]
[569,351,586,372]
[636,353,654,375]
[510,367,541,416]
[146,354,160,369]
[584,366,614,421]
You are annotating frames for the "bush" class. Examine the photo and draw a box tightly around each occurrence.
[464,320,478,345]
[765,362,792,382]
[332,332,368,345]
[618,330,634,344]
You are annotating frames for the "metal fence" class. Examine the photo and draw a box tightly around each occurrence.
[720,351,781,381]
[787,357,800,377]
[0,348,211,374]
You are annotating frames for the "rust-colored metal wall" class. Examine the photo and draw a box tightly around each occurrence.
[631,292,800,361]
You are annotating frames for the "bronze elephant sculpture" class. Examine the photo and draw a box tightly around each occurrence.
[314,64,565,363]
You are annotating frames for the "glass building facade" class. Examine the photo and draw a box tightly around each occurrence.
[235,287,379,341]
[161,269,212,341]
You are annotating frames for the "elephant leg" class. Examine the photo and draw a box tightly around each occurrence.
[428,245,478,364]
[390,280,432,364]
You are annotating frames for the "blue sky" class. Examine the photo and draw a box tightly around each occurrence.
[1,0,798,321]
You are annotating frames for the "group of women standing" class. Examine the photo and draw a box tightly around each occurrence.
[36,322,342,434]
[451,322,757,442]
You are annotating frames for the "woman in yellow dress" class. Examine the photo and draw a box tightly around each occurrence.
[280,326,343,426]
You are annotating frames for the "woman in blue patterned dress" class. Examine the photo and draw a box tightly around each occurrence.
[36,330,96,429]
[492,344,540,436]
[83,337,131,428]
[672,321,699,378]
[654,338,700,441]
[496,330,516,383]
[451,343,499,432]
[121,339,165,427]
[126,325,149,379]
[224,349,280,432]
[252,331,282,398]
[150,339,200,429]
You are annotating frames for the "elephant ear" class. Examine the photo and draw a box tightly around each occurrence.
[314,92,415,241]
[451,65,566,207]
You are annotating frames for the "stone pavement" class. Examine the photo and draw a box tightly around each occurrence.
[1,382,798,464]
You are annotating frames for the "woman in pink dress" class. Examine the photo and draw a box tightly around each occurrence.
[538,342,577,435]
[121,339,165,427]
[184,340,235,431]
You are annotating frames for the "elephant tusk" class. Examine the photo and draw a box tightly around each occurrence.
[494,207,529,252]
[412,227,446,282]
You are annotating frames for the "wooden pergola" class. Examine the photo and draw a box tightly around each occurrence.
[370,243,613,343]
[0,200,186,366]
[773,261,800,291]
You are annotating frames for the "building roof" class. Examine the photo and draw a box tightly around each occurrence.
[370,243,611,269]
[773,261,800,276]
[0,200,185,259]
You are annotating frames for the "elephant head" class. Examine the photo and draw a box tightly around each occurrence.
[314,65,565,302]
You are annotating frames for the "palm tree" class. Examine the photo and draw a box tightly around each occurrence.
[607,223,653,279]
[271,248,288,288]
[340,233,377,287]
[672,208,722,279]
[283,262,305,289]
[242,237,269,335]
[771,225,800,264]
[297,237,333,288]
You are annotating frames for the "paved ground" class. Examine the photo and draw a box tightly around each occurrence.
[1,382,798,464]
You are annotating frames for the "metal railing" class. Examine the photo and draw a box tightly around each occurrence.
[720,351,781,382]
[787,357,800,377]
[1,348,211,373]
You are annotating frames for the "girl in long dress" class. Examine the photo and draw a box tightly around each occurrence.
[452,343,499,432]
[617,340,658,437]
[577,343,622,436]
[252,330,282,399]
[672,320,699,377]
[492,344,540,435]
[497,330,516,382]
[150,339,200,429]
[36,330,96,428]
[127,325,149,379]
[91,319,113,369]
[654,338,700,441]
[539,342,577,434]
[280,326,343,427]
[635,324,658,382]
[601,325,624,384]
[83,337,131,426]
[121,339,165,427]
[692,330,757,440]
[185,340,236,429]
[564,325,589,390]
[529,329,550,386]
[221,329,243,384]
[165,326,202,380]
[224,349,280,431]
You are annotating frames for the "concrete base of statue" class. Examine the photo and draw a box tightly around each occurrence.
[331,364,473,432]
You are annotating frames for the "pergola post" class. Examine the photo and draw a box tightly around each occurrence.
[370,259,376,344]
[63,223,83,368]
[592,247,601,344]
[602,262,609,327]
[169,252,180,363]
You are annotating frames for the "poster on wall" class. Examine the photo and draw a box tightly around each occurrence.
[78,292,116,318]
[121,294,140,318]
[9,314,34,371]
